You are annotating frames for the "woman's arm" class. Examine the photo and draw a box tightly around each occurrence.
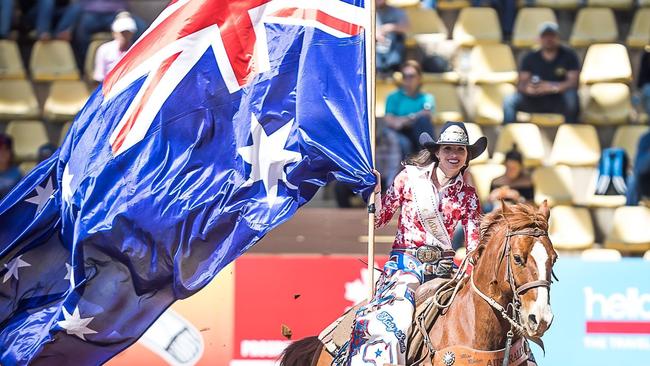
[374,170,405,229]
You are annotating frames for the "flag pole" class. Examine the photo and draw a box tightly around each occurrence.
[366,0,377,301]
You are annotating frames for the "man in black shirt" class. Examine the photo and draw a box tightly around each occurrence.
[503,22,580,123]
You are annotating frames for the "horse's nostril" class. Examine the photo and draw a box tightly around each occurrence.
[528,314,538,326]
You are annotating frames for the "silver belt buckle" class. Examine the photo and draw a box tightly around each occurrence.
[416,245,442,263]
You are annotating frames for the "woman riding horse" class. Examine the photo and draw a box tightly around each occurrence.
[344,121,487,365]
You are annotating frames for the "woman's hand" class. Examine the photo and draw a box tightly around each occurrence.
[373,169,382,194]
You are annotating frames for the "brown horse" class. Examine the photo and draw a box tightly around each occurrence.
[280,202,558,366]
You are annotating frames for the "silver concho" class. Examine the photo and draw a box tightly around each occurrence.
[442,351,455,366]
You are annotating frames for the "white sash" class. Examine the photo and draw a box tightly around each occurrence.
[405,165,452,249]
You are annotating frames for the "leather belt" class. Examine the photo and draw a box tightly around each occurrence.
[393,245,455,264]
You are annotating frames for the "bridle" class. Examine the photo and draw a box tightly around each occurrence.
[470,226,556,359]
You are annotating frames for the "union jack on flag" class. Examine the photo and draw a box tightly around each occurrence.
[0,0,374,363]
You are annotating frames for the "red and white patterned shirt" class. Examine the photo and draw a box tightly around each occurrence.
[375,164,482,252]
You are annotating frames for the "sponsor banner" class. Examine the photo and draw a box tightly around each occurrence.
[233,255,388,363]
[543,258,650,365]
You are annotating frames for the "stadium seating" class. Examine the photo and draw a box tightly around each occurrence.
[580,248,622,261]
[550,124,601,167]
[376,81,395,118]
[627,8,650,48]
[468,163,505,203]
[404,8,448,48]
[512,7,557,48]
[641,0,650,6]
[611,125,650,161]
[44,81,90,122]
[420,83,463,124]
[605,206,650,253]
[5,121,49,162]
[548,205,595,250]
[30,40,80,81]
[437,0,470,10]
[0,79,40,120]
[84,40,110,81]
[581,83,632,126]
[532,165,574,206]
[467,44,517,84]
[60,121,72,145]
[527,0,580,9]
[473,83,515,126]
[452,7,501,47]
[19,161,37,175]
[569,8,618,48]
[580,44,632,85]
[586,0,633,9]
[0,40,26,79]
[464,122,489,164]
[515,112,564,126]
[493,123,546,167]
[645,250,650,261]
[386,0,419,7]
[422,71,461,85]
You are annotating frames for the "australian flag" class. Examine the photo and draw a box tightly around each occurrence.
[0,0,374,363]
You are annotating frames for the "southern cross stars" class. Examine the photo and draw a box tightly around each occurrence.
[24,178,55,213]
[57,306,97,341]
[237,114,301,205]
[3,255,31,283]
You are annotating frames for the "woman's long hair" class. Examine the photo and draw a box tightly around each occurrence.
[404,146,437,167]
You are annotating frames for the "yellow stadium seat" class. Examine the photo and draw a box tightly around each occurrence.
[0,80,40,120]
[468,163,505,202]
[580,248,622,261]
[84,40,109,80]
[0,40,26,79]
[585,168,626,207]
[580,44,632,85]
[19,161,37,175]
[512,8,557,48]
[44,80,90,122]
[60,121,72,145]
[5,121,50,162]
[530,0,579,9]
[422,71,461,85]
[587,0,633,9]
[420,83,463,124]
[515,112,565,126]
[605,206,650,253]
[569,8,617,48]
[452,7,501,47]
[30,40,80,81]
[474,83,515,126]
[376,81,395,118]
[493,123,546,167]
[387,0,420,7]
[548,205,595,250]
[437,0,470,10]
[550,124,601,167]
[611,125,650,161]
[532,165,574,206]
[464,122,489,164]
[581,83,632,126]
[404,8,448,48]
[627,9,650,49]
[468,44,517,84]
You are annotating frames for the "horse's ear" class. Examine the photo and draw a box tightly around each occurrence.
[500,199,511,214]
[538,200,550,220]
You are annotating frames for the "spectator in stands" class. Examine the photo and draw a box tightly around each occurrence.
[626,131,650,206]
[73,0,145,65]
[0,134,21,199]
[486,144,534,211]
[93,12,137,82]
[376,0,408,76]
[637,47,650,116]
[20,0,80,41]
[503,22,580,124]
[471,0,517,40]
[37,143,56,162]
[0,0,13,39]
[385,60,435,158]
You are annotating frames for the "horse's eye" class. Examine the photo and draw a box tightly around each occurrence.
[513,254,524,266]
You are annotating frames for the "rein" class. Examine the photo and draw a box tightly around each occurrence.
[470,227,551,365]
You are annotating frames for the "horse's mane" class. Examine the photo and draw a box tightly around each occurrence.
[471,203,549,262]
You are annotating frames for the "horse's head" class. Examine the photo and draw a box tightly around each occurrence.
[473,201,558,338]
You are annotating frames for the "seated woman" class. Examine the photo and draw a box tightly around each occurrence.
[384,60,435,158]
[487,144,534,211]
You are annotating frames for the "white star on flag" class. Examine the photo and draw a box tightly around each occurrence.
[57,306,97,341]
[61,164,74,203]
[3,255,31,283]
[24,178,55,213]
[237,114,301,205]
